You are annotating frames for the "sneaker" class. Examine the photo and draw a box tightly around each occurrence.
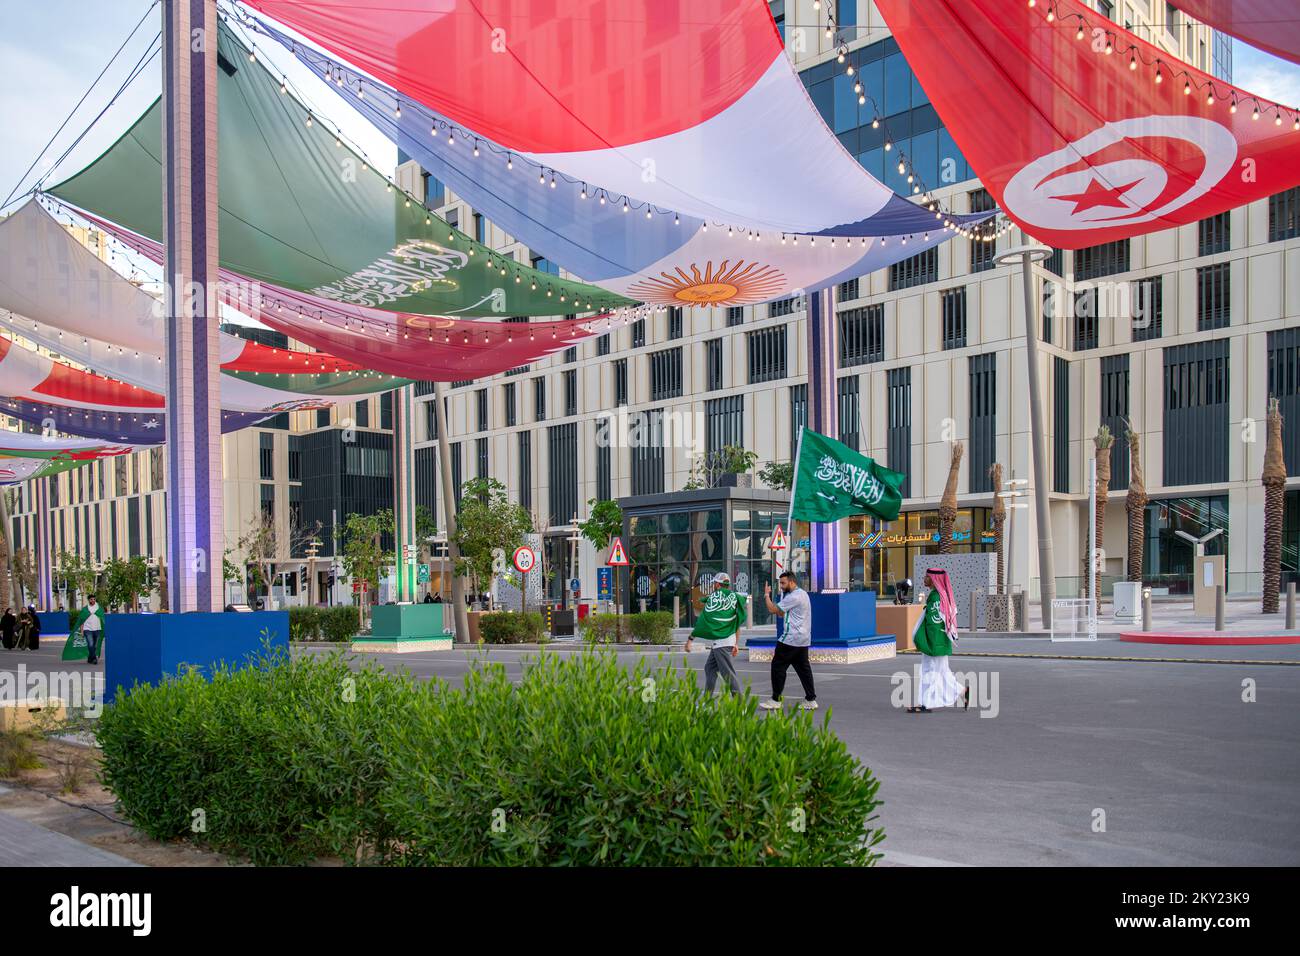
[758,698,784,710]
[799,699,819,710]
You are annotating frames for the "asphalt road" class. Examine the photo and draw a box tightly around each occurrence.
[298,641,1300,866]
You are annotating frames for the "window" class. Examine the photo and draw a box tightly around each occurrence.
[1074,288,1099,351]
[1269,187,1300,242]
[534,377,546,422]
[476,389,488,432]
[1198,212,1230,256]
[1054,356,1070,494]
[564,368,578,416]
[968,353,996,493]
[597,333,611,356]
[747,327,787,383]
[530,254,560,276]
[424,399,439,441]
[504,382,517,427]
[1132,276,1163,342]
[726,306,744,327]
[839,305,884,367]
[631,409,665,495]
[1197,262,1230,330]
[1164,340,1229,486]
[476,437,488,480]
[446,208,459,232]
[1073,240,1129,280]
[649,347,683,400]
[705,396,744,455]
[380,392,393,430]
[790,384,807,462]
[473,212,485,244]
[259,432,274,481]
[614,359,628,406]
[837,377,860,451]
[887,368,911,497]
[596,441,611,502]
[769,296,798,318]
[889,247,938,291]
[451,442,463,504]
[517,431,532,511]
[706,338,724,391]
[1101,355,1130,489]
[1041,279,1058,345]
[941,288,967,350]
[631,319,645,349]
[969,188,997,273]
[668,307,683,340]
[837,278,860,302]
[1267,329,1300,474]
[563,345,577,364]
[288,439,301,481]
[1043,248,1064,277]
[548,423,579,526]
[354,399,369,428]
[260,483,275,523]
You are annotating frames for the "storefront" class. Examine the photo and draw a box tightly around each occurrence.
[846,508,995,598]
[1142,495,1228,594]
[620,487,790,626]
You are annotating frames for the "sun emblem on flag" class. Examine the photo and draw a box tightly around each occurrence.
[627,260,787,305]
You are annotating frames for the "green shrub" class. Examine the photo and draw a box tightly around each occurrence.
[97,648,416,865]
[478,611,546,644]
[289,606,321,641]
[379,652,883,866]
[321,605,361,642]
[629,611,674,645]
[579,612,628,644]
[97,651,883,866]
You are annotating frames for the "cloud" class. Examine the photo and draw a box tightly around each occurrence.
[1233,45,1300,108]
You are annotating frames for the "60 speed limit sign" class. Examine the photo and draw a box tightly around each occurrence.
[512,546,537,574]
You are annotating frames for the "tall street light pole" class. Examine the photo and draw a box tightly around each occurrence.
[996,244,1056,625]
[432,381,470,642]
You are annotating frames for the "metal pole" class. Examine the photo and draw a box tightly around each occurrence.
[1142,587,1152,631]
[1215,584,1225,631]
[432,381,470,643]
[1088,456,1097,619]
[1008,248,1058,624]
[1287,582,1295,630]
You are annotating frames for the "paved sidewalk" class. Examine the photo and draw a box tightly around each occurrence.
[0,795,138,867]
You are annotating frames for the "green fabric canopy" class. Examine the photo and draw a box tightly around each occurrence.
[50,25,631,319]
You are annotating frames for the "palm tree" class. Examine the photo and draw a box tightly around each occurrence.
[1124,420,1146,584]
[1083,426,1113,611]
[1262,397,1286,613]
[938,441,964,554]
[989,462,1005,593]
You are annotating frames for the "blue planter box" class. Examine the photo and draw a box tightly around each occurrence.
[103,611,288,705]
[36,611,70,635]
[775,590,879,644]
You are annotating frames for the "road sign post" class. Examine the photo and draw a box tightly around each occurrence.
[607,536,628,614]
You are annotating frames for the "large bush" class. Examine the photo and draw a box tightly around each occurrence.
[580,612,672,644]
[288,606,360,642]
[478,611,544,644]
[97,651,883,866]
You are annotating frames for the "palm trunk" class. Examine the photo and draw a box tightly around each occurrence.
[1262,398,1286,613]
[938,442,965,554]
[1082,427,1114,611]
[1125,422,1146,583]
[989,463,1005,593]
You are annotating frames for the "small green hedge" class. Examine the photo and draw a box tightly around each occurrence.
[288,606,361,642]
[477,611,545,644]
[97,650,884,866]
[579,611,673,645]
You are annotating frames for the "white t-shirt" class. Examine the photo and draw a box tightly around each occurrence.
[777,587,811,647]
[82,608,102,632]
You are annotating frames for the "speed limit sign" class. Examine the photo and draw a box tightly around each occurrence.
[512,546,537,573]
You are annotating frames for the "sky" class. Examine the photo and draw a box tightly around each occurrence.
[1,1,1298,218]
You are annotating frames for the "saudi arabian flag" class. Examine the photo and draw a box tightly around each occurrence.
[791,428,905,523]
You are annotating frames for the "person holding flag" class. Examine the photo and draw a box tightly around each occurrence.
[684,572,746,696]
[908,569,969,713]
[70,594,107,665]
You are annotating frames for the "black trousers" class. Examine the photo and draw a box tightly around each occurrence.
[771,641,816,701]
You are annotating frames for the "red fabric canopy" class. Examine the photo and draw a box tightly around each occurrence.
[1166,1,1300,66]
[876,0,1300,248]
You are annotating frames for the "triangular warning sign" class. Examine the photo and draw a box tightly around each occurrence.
[607,536,629,566]
[768,524,788,551]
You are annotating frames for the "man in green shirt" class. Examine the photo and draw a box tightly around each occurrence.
[684,573,746,695]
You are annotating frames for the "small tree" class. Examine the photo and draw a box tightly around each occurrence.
[101,555,149,612]
[454,477,532,608]
[758,460,794,492]
[12,549,37,605]
[580,498,624,610]
[684,445,759,490]
[336,509,394,625]
[56,551,99,609]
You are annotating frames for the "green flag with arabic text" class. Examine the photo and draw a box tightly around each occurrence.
[791,428,906,523]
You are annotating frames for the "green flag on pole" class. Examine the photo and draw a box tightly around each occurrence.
[790,428,906,523]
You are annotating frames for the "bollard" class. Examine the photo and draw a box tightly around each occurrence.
[1215,584,1225,631]
[1142,588,1152,632]
[673,595,680,628]
[1288,582,1296,631]
[639,598,646,614]
[1015,591,1027,632]
[746,596,754,628]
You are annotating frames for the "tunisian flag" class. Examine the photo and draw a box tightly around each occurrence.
[1166,1,1300,67]
[876,0,1300,248]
